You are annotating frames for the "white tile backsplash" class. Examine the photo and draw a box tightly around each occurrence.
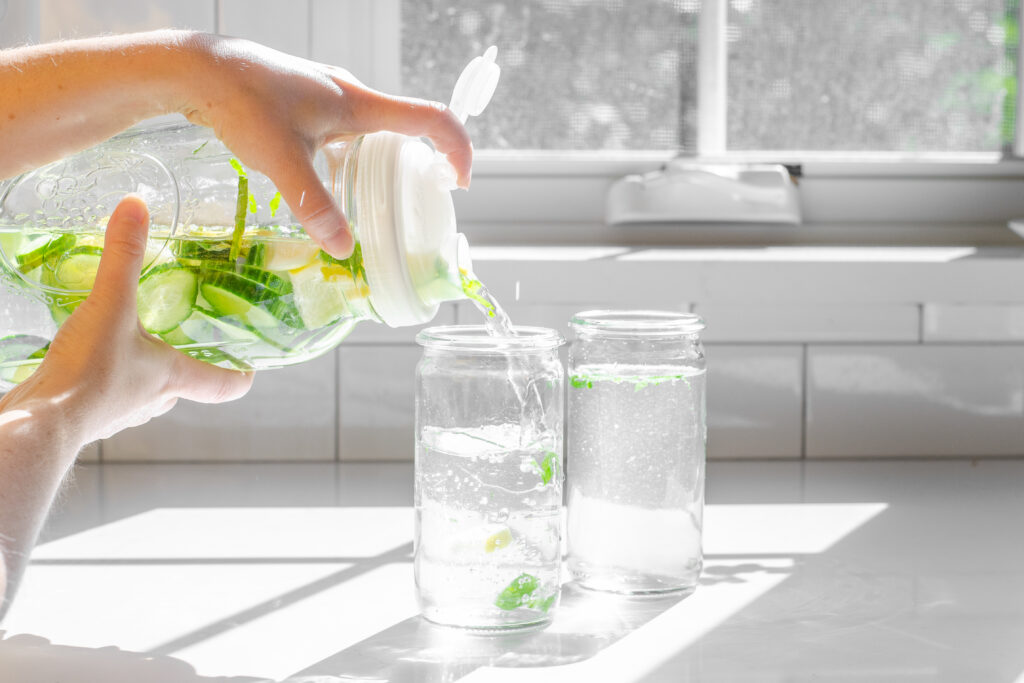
[807,345,1024,457]
[338,346,419,462]
[469,259,696,308]
[696,304,920,343]
[705,345,804,459]
[923,304,1024,342]
[102,353,336,462]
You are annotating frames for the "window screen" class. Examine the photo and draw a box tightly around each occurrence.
[727,0,1016,152]
[401,0,699,151]
[402,0,1017,154]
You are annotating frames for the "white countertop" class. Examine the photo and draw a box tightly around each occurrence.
[1,459,1023,682]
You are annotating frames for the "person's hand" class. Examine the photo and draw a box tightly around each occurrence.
[5,195,253,450]
[175,33,474,259]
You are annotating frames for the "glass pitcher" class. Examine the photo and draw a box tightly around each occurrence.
[0,48,501,385]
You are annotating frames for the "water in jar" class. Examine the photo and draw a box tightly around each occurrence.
[416,423,562,628]
[567,362,706,593]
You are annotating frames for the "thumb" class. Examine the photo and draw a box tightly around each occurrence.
[273,156,354,259]
[91,195,151,305]
[169,351,254,405]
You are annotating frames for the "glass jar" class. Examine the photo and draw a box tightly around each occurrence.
[566,310,707,594]
[0,48,501,385]
[415,325,564,630]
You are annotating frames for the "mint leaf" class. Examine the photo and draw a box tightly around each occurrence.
[229,175,248,262]
[494,573,539,611]
[527,594,556,613]
[247,192,258,214]
[269,191,282,217]
[570,375,593,389]
[229,158,247,178]
[535,451,558,486]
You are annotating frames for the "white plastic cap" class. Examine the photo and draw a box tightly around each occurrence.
[361,49,501,327]
[448,45,501,124]
[433,46,501,190]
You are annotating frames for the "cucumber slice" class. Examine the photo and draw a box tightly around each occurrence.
[0,232,22,261]
[16,234,76,272]
[181,347,250,370]
[181,308,261,346]
[199,266,302,329]
[0,360,42,384]
[180,308,291,355]
[0,335,49,385]
[137,264,199,334]
[200,262,293,297]
[48,246,103,291]
[246,240,320,271]
[0,334,50,363]
[49,297,83,325]
[160,325,195,347]
[173,238,234,262]
[201,281,292,330]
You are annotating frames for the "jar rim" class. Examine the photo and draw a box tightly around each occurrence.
[416,325,564,352]
[570,309,705,336]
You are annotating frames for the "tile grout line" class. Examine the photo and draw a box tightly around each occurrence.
[800,343,809,459]
[334,347,341,463]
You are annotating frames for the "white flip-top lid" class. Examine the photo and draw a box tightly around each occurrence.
[360,47,500,327]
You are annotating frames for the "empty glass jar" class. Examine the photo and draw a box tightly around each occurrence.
[566,310,707,594]
[414,325,564,629]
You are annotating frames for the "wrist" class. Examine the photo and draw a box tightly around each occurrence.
[124,30,217,118]
[161,31,234,124]
[0,372,90,459]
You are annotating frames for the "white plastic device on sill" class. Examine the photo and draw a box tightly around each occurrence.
[605,160,802,225]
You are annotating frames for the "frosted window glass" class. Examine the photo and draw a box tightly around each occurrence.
[401,0,699,151]
[726,0,1015,152]
[402,0,1017,153]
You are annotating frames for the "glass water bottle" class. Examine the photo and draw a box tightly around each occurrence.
[0,48,502,384]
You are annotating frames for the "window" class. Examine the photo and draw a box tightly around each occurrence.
[4,0,1024,233]
[401,0,1017,156]
[726,0,1016,154]
[402,0,698,151]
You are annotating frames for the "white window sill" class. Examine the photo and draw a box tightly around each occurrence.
[466,238,1024,308]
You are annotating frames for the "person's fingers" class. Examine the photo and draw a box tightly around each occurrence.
[91,195,150,306]
[348,91,473,189]
[271,155,354,259]
[168,352,254,404]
